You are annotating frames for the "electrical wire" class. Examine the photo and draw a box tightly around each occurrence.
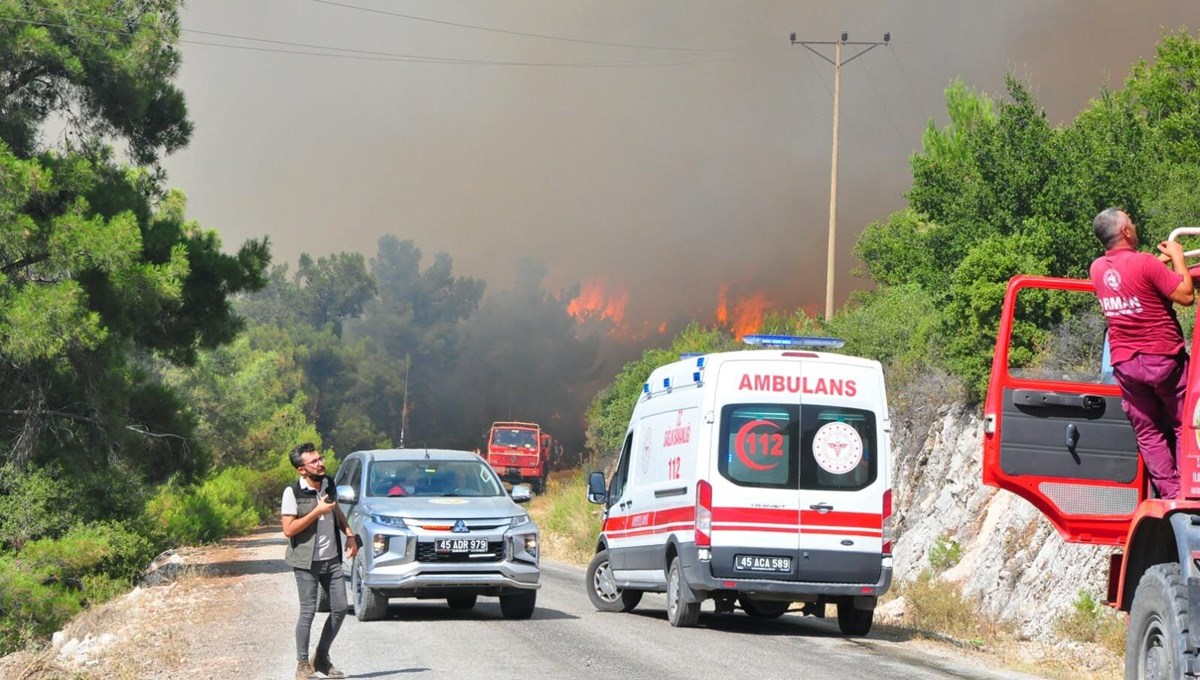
[0,15,741,68]
[307,0,755,53]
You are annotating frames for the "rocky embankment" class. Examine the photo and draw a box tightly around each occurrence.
[889,405,1111,638]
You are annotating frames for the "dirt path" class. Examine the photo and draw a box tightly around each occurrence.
[0,526,295,680]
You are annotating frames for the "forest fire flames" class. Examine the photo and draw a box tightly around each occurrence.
[566,279,628,328]
[565,279,774,341]
[716,285,771,339]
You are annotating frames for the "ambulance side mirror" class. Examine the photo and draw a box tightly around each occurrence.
[586,471,607,504]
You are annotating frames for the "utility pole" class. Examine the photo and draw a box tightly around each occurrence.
[790,31,890,320]
[399,352,410,449]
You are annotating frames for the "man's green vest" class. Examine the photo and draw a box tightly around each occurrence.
[284,476,346,569]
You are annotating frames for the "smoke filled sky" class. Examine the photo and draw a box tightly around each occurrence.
[165,1,1200,332]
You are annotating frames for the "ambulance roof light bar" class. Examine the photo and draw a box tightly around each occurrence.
[741,334,845,349]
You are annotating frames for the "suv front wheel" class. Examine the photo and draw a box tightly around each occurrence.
[352,553,388,621]
[499,590,537,619]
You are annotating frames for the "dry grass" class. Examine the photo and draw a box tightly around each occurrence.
[893,571,1123,679]
[900,571,1011,649]
[1054,591,1126,656]
[529,471,602,564]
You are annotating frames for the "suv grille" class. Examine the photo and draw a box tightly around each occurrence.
[416,540,506,563]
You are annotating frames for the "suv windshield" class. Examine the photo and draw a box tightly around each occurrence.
[366,460,505,497]
[492,428,537,449]
[718,403,877,491]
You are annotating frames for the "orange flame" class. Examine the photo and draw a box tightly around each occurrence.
[658,321,668,334]
[567,279,628,327]
[716,286,772,339]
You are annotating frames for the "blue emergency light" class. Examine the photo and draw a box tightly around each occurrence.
[741,334,846,349]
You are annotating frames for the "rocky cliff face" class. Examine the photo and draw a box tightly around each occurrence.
[889,404,1112,638]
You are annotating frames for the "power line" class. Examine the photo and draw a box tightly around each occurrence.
[0,16,738,68]
[308,0,754,53]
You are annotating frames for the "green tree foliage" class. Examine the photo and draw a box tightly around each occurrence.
[854,30,1200,398]
[0,0,270,477]
[345,236,485,447]
[585,323,735,458]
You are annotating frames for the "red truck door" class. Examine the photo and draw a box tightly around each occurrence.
[982,276,1144,546]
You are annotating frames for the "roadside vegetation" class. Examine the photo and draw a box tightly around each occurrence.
[2,0,1199,666]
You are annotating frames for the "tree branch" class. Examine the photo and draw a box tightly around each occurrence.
[1,253,50,276]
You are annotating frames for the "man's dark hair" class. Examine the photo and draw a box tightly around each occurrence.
[289,442,318,469]
[1093,208,1125,249]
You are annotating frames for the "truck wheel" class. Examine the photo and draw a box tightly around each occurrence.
[586,549,641,612]
[739,596,790,619]
[1126,562,1198,680]
[836,597,873,636]
[500,590,537,619]
[447,593,478,610]
[666,557,701,627]
[351,553,388,622]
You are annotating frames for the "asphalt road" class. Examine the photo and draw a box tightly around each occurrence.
[310,560,1041,680]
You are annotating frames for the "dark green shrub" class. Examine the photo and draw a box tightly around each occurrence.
[0,556,81,654]
[18,521,155,590]
[146,467,263,544]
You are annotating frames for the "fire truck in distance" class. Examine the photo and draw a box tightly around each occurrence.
[984,229,1200,680]
[485,421,552,493]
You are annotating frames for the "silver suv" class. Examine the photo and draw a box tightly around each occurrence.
[333,448,540,621]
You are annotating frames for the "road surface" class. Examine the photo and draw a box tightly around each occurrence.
[319,558,1038,680]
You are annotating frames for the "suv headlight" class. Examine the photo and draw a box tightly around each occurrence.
[371,514,408,529]
[509,514,531,529]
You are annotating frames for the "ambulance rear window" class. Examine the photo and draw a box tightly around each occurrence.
[802,406,876,491]
[718,404,877,490]
[718,404,799,489]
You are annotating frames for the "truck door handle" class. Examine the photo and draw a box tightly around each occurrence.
[619,500,632,510]
[809,503,833,513]
[1013,389,1105,410]
[1065,423,1079,449]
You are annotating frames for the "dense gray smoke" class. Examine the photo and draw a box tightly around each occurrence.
[170,1,1200,454]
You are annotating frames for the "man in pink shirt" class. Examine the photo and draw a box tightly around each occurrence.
[1090,208,1195,499]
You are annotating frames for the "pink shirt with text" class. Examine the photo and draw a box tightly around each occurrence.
[1090,248,1184,365]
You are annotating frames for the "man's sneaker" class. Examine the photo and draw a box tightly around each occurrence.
[313,654,346,679]
[295,660,315,680]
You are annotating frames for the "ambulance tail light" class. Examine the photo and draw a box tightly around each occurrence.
[882,488,893,555]
[695,479,713,548]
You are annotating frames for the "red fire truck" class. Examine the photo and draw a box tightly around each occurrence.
[984,241,1200,679]
[485,421,552,493]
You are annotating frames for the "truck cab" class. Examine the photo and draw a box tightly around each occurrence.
[485,421,550,493]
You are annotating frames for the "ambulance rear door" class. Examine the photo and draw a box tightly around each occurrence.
[792,358,886,584]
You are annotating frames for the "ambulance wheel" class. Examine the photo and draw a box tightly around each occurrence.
[586,549,641,612]
[666,557,701,628]
[836,597,873,636]
[1126,562,1198,680]
[739,596,790,619]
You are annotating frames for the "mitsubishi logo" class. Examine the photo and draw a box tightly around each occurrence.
[452,520,469,533]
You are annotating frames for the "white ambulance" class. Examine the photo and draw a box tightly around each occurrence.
[584,335,893,634]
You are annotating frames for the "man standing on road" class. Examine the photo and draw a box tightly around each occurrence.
[1090,208,1195,499]
[282,443,358,679]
